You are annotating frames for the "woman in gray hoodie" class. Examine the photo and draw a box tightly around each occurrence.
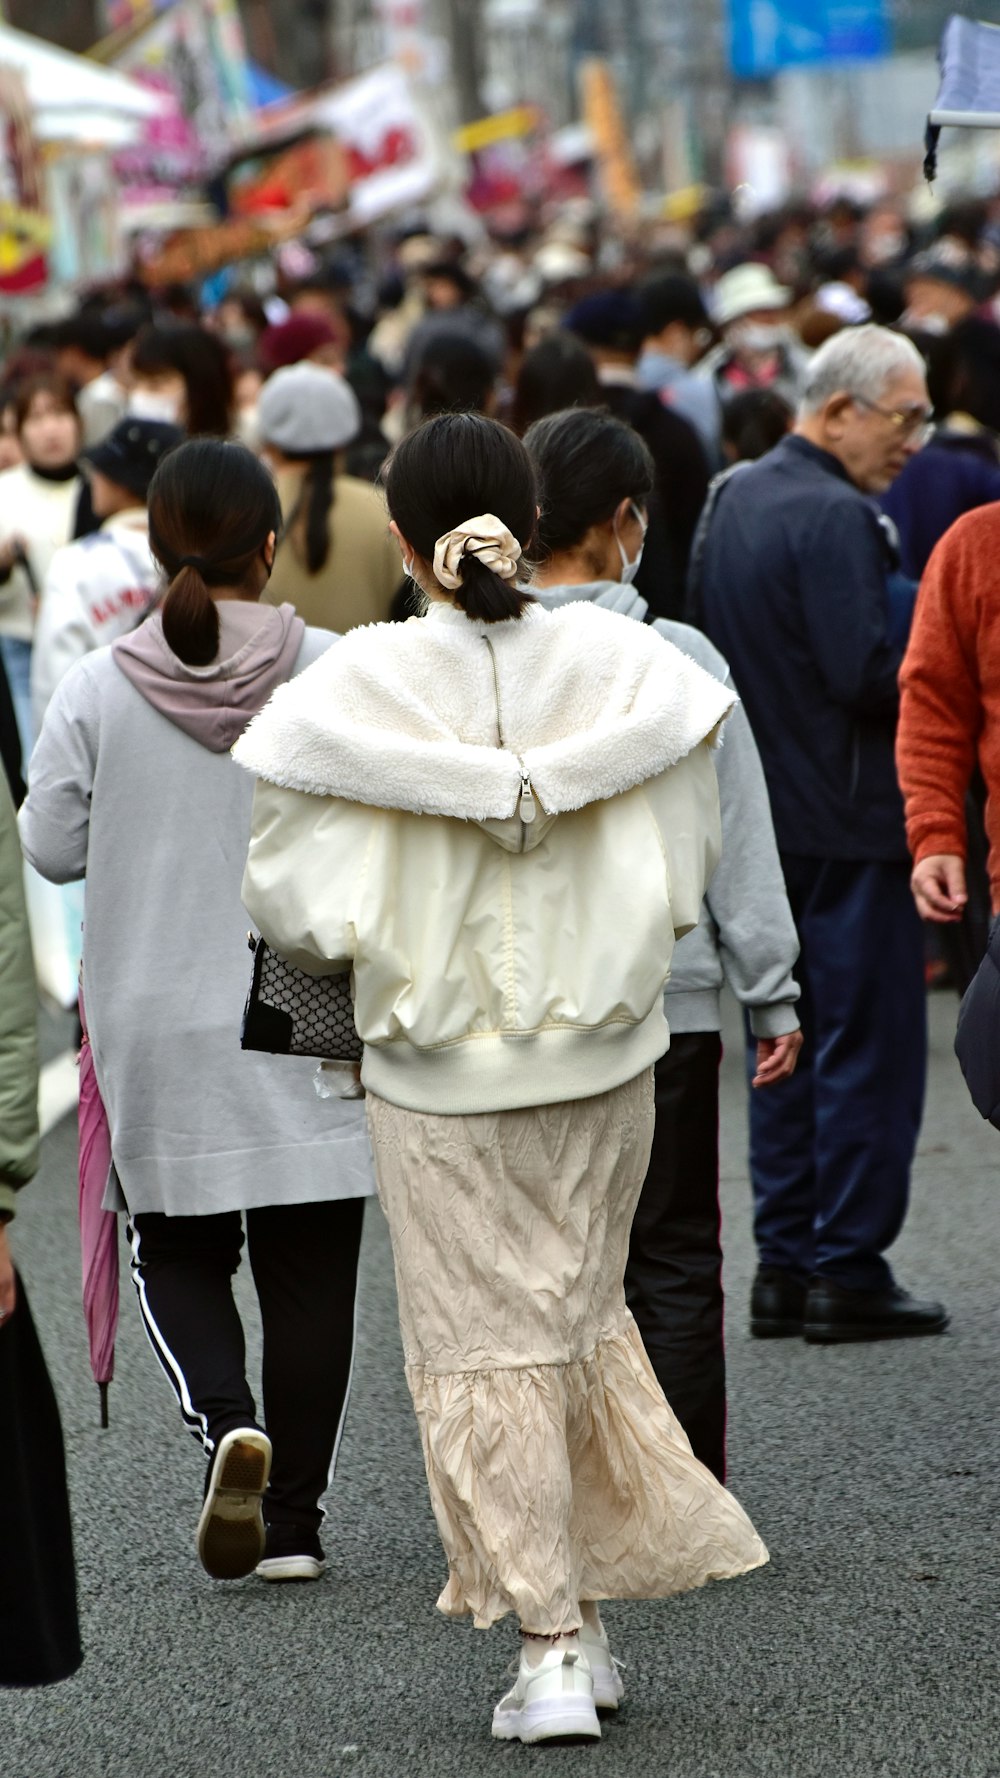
[19,441,374,1585]
[524,407,802,1482]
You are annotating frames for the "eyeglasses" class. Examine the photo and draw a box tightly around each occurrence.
[851,394,934,444]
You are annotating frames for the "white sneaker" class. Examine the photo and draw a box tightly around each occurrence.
[256,1552,325,1582]
[491,1638,601,1744]
[196,1427,271,1580]
[580,1621,625,1711]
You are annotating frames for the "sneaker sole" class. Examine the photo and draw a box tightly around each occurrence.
[804,1317,949,1344]
[492,1698,601,1743]
[196,1429,271,1580]
[256,1555,326,1583]
[593,1679,623,1712]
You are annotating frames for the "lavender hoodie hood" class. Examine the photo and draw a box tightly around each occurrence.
[113,600,305,753]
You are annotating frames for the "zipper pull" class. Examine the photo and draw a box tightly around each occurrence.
[519,773,536,824]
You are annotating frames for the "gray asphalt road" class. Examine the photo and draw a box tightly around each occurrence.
[4,992,999,1778]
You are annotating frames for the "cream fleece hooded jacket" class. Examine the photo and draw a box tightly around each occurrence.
[234,600,735,1115]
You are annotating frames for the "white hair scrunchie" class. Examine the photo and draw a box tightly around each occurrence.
[432,514,522,591]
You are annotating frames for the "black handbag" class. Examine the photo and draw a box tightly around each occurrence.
[241,933,362,1063]
[955,914,1000,1129]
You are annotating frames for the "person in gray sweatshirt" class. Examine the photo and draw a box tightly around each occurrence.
[20,441,374,1586]
[524,408,802,1480]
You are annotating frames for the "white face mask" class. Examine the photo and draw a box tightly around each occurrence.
[615,502,647,585]
[126,390,183,424]
[730,320,790,355]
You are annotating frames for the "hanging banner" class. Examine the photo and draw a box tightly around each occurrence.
[580,59,641,221]
[728,0,890,80]
[101,0,169,26]
[106,0,252,211]
[309,65,438,226]
[0,63,50,294]
[227,135,349,219]
[924,15,1000,182]
[241,65,440,228]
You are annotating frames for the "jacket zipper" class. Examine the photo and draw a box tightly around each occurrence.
[483,635,536,839]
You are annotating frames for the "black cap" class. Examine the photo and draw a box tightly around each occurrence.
[83,418,184,502]
[563,291,643,353]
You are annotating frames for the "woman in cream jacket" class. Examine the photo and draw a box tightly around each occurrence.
[236,414,767,1746]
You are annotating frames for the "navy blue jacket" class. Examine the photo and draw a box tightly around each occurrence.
[700,434,907,862]
[881,428,1000,580]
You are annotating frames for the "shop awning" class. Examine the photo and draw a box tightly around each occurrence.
[0,21,171,145]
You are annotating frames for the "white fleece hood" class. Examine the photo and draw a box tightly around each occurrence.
[233,600,735,821]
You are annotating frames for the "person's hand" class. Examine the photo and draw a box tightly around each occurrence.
[752,1030,804,1088]
[911,854,967,923]
[0,1224,16,1326]
[0,532,26,572]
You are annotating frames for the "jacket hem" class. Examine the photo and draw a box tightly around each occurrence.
[360,1004,670,1114]
[776,839,911,864]
[663,988,721,1034]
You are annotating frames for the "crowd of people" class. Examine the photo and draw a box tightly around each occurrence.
[2,181,1000,1738]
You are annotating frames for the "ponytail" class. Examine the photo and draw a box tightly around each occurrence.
[146,439,282,668]
[302,453,336,576]
[161,563,220,667]
[453,557,534,624]
[384,413,537,625]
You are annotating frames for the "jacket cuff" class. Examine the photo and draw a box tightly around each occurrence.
[910,828,967,865]
[749,1002,802,1040]
[0,1183,17,1221]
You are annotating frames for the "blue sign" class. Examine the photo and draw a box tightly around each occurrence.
[728,0,890,79]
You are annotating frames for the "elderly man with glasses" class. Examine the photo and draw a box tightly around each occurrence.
[699,325,948,1345]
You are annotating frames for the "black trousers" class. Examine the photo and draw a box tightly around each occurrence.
[625,1033,726,1482]
[128,1198,364,1536]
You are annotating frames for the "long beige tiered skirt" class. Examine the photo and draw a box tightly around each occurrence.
[366,1067,768,1632]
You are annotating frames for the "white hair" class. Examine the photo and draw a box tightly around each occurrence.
[799,325,926,416]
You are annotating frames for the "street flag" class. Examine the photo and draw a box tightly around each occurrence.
[925,15,1000,181]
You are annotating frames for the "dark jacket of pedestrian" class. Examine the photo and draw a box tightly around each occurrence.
[881,424,1000,580]
[700,433,907,861]
[599,382,710,621]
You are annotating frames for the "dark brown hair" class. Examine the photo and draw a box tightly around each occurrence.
[14,373,80,433]
[285,452,336,576]
[384,413,536,624]
[509,335,600,436]
[132,322,234,437]
[147,439,281,666]
[523,408,654,558]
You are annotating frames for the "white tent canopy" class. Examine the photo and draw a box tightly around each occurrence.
[0,22,171,145]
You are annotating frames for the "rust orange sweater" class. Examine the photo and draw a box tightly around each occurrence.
[897,503,1000,899]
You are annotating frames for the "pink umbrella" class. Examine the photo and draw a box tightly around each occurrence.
[78,992,117,1428]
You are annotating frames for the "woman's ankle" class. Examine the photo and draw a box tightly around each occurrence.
[519,1627,581,1668]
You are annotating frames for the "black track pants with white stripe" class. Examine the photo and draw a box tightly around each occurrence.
[128,1198,365,1536]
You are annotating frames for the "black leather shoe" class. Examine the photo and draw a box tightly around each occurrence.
[750,1268,808,1338]
[804,1280,949,1344]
